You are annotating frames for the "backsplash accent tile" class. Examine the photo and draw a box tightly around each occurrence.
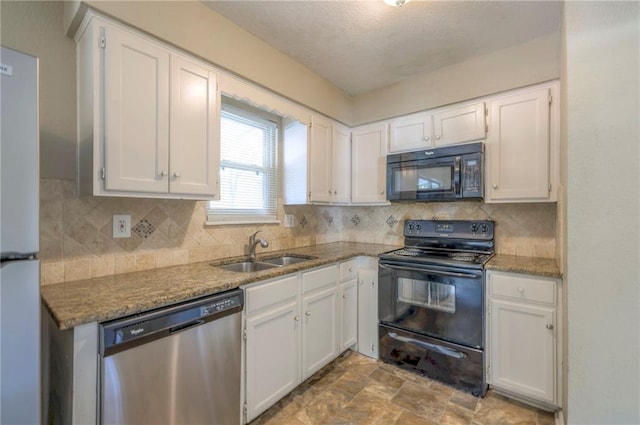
[39,179,557,285]
[132,219,155,239]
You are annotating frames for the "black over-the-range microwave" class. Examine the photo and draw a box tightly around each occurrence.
[386,142,484,202]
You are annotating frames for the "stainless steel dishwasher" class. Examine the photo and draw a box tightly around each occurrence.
[99,289,243,425]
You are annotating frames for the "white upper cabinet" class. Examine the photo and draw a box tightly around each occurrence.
[308,115,333,203]
[485,82,559,203]
[331,124,352,204]
[389,112,432,153]
[388,102,486,153]
[102,26,170,194]
[351,123,389,204]
[169,56,219,197]
[432,102,486,147]
[76,15,220,199]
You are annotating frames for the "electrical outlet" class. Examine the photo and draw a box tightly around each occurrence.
[113,215,131,238]
[284,214,295,228]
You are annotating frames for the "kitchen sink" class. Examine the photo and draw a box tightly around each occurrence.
[217,261,280,273]
[261,255,315,266]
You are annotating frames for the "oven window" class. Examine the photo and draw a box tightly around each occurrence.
[397,278,456,313]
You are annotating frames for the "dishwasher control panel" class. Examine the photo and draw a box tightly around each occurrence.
[200,294,241,316]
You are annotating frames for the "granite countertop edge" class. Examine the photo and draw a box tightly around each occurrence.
[485,254,562,278]
[41,242,399,331]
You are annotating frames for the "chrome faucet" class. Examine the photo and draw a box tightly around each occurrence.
[247,230,269,261]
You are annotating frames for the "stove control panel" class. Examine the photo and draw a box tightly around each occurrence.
[404,220,494,240]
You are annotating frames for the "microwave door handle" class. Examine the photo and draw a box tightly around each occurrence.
[379,263,481,279]
[388,332,467,359]
[454,156,462,196]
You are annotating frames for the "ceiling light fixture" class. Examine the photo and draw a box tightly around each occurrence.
[383,0,410,7]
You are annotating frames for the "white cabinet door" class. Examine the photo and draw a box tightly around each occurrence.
[103,26,170,193]
[332,124,351,204]
[351,123,388,204]
[302,286,339,379]
[389,112,432,153]
[169,56,219,198]
[489,299,556,404]
[340,278,358,352]
[486,87,551,202]
[357,269,378,359]
[245,300,300,422]
[433,102,486,147]
[308,116,332,203]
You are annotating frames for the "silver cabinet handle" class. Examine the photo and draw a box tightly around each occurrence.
[380,190,385,195]
[517,287,525,293]
[305,311,311,317]
[160,170,168,177]
[435,135,441,140]
[174,171,181,177]
[294,316,300,322]
[423,136,430,142]
[546,323,554,330]
[342,294,347,299]
[492,184,498,190]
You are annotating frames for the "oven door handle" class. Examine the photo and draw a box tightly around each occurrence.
[388,332,467,359]
[379,263,481,279]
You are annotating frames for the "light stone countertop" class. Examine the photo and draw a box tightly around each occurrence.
[41,242,398,330]
[485,254,562,278]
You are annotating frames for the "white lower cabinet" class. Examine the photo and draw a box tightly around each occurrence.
[340,278,358,351]
[357,268,379,359]
[487,270,561,409]
[302,286,339,378]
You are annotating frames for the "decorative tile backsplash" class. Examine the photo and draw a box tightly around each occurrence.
[40,179,557,285]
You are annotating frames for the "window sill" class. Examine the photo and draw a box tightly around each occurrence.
[205,219,281,226]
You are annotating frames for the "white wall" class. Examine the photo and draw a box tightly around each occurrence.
[564,2,640,423]
[64,0,353,124]
[352,33,560,125]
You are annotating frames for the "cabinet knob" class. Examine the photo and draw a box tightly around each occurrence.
[348,267,353,273]
[492,184,498,190]
[294,316,300,322]
[546,323,554,330]
[174,171,181,178]
[517,287,525,293]
[342,294,347,299]
[435,135,441,140]
[328,190,332,194]
[423,136,430,142]
[160,170,168,177]
[380,190,385,195]
[334,191,337,195]
[305,311,311,317]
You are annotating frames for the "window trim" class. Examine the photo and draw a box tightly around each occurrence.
[206,97,280,225]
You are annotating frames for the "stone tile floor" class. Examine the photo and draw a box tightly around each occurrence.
[250,351,556,425]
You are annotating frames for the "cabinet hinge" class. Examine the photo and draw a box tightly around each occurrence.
[243,402,247,417]
[371,344,375,353]
[100,36,106,49]
[242,328,247,340]
[485,124,489,133]
[549,93,553,105]
[100,167,106,180]
[548,183,552,192]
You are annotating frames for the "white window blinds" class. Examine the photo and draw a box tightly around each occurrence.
[207,98,279,224]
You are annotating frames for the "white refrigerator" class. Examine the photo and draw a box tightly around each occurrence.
[0,46,41,424]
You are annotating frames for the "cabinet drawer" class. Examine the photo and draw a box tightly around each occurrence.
[490,272,556,305]
[339,260,357,282]
[302,265,338,294]
[245,275,299,316]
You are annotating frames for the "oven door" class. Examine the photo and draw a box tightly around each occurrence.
[378,261,484,348]
[386,157,461,201]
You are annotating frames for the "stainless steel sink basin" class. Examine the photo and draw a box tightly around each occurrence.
[261,255,314,266]
[217,261,280,273]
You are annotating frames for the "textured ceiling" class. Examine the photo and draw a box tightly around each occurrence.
[202,0,563,95]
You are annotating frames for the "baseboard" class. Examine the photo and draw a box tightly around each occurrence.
[555,410,565,425]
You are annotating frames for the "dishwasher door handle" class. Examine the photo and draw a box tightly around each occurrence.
[169,319,205,334]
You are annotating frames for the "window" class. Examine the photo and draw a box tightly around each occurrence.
[207,98,279,224]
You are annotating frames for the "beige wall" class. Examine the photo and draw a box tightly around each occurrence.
[0,1,77,180]
[564,2,639,423]
[65,0,353,124]
[352,33,560,125]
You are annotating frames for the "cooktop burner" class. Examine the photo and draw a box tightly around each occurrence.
[380,220,495,269]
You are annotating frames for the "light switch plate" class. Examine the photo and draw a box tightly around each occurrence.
[113,215,131,238]
[284,214,295,228]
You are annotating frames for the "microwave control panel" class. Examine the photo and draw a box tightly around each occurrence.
[461,153,483,198]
